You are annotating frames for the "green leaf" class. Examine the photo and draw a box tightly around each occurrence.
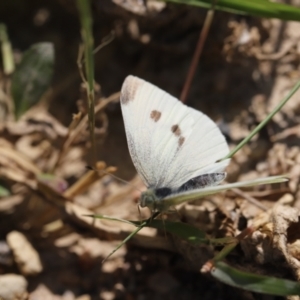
[87,213,138,226]
[137,219,207,242]
[212,261,300,296]
[0,185,10,197]
[0,24,14,74]
[90,214,207,242]
[142,219,237,245]
[163,0,300,21]
[11,42,54,119]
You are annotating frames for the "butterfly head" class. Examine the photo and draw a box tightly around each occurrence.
[140,189,159,211]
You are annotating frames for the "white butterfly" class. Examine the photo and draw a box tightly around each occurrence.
[120,75,287,212]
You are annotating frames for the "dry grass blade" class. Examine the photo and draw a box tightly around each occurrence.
[231,188,268,211]
[63,162,117,198]
[180,6,215,103]
[53,92,120,170]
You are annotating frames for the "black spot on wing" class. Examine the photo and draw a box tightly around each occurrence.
[150,110,161,122]
[154,187,172,199]
[178,173,226,192]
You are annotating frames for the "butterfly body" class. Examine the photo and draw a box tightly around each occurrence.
[140,172,227,211]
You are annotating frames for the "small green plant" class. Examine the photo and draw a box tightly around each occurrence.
[11,42,54,119]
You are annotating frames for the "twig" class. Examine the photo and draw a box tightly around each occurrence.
[231,188,268,211]
[53,92,120,170]
[63,162,117,199]
[180,4,216,103]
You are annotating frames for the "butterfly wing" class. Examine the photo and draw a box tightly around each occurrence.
[120,75,230,189]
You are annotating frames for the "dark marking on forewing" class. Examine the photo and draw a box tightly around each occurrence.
[150,110,161,122]
[171,124,181,136]
[154,187,172,199]
[178,136,185,147]
[178,173,226,193]
[120,76,141,105]
[171,124,185,148]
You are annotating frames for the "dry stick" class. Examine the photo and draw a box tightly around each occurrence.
[0,147,40,175]
[77,45,86,86]
[180,8,215,103]
[53,92,120,170]
[249,187,290,197]
[63,163,117,199]
[231,188,268,211]
[93,31,115,55]
[50,112,82,173]
[63,162,108,199]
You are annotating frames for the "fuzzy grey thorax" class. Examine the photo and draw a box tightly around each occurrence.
[140,189,158,211]
[139,173,227,212]
[140,187,173,212]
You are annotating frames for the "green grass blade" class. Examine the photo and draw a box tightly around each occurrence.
[163,175,288,208]
[87,212,160,261]
[11,43,54,119]
[0,24,14,75]
[76,0,96,164]
[102,225,145,262]
[163,0,300,21]
[102,213,159,261]
[88,215,233,247]
[85,213,138,226]
[212,261,300,296]
[223,79,300,160]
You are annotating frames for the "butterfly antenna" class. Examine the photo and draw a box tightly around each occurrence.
[162,215,167,240]
[149,210,160,223]
[137,204,143,224]
[86,165,142,192]
[166,206,180,217]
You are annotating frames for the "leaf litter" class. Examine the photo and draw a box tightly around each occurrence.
[1,2,300,299]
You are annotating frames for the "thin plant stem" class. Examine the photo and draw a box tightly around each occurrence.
[76,0,96,165]
[180,2,216,103]
[102,212,160,262]
[223,79,300,160]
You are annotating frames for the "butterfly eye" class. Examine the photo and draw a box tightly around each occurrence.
[140,190,157,210]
